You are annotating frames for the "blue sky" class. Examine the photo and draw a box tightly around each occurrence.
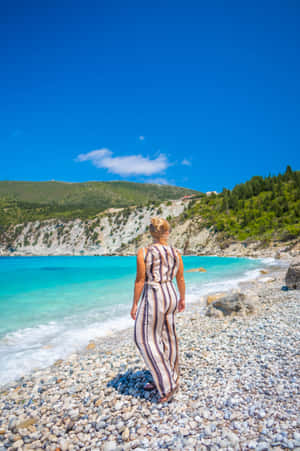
[0,0,299,193]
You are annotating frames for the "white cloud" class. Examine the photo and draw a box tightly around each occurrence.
[146,178,169,185]
[75,148,169,176]
[181,159,191,166]
[75,148,111,163]
[139,136,145,141]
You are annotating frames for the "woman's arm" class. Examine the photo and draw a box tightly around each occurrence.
[176,251,185,312]
[130,248,146,320]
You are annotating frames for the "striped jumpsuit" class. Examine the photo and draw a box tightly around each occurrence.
[134,243,180,397]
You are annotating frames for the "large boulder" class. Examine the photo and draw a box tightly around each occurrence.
[206,290,257,317]
[285,257,300,289]
[206,292,226,305]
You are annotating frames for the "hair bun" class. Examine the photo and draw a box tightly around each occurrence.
[150,217,170,235]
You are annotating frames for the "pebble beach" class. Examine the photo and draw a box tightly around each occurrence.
[0,260,299,451]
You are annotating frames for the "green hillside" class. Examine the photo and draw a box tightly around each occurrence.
[181,165,300,243]
[0,180,199,229]
[1,168,299,246]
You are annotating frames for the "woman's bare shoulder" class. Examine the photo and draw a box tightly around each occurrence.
[137,246,149,257]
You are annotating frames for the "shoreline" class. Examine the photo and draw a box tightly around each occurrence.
[0,256,299,450]
[0,254,290,391]
[0,236,299,260]
[0,249,296,258]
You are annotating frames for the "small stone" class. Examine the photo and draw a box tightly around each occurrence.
[257,409,266,419]
[8,418,17,431]
[224,410,231,420]
[266,419,274,428]
[59,438,71,451]
[123,411,133,421]
[86,342,96,350]
[65,419,74,432]
[226,431,239,445]
[16,417,38,429]
[260,269,269,274]
[114,400,123,411]
[200,408,211,419]
[122,427,130,441]
[96,421,106,431]
[210,423,217,433]
[256,442,270,451]
[103,440,118,451]
[54,359,64,366]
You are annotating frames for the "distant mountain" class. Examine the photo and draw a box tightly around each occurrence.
[0,180,199,229]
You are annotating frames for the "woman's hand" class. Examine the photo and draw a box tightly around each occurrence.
[131,304,138,320]
[131,248,146,321]
[177,298,185,313]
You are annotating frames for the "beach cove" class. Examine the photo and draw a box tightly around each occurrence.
[0,255,299,450]
[0,254,273,388]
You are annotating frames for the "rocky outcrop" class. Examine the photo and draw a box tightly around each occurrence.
[285,257,300,289]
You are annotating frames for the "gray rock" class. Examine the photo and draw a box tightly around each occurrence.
[285,256,300,289]
[59,438,72,451]
[102,441,118,451]
[114,400,123,410]
[96,421,106,431]
[266,419,274,428]
[257,409,266,418]
[225,430,239,445]
[207,291,256,316]
[7,417,17,431]
[255,442,270,451]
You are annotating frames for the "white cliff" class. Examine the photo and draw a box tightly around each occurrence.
[0,198,299,259]
[0,200,186,256]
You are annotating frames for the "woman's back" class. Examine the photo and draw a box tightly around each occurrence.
[132,217,185,403]
[144,243,180,283]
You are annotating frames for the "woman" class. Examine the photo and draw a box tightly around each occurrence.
[130,217,185,403]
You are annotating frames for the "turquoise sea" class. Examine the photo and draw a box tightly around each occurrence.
[0,255,278,387]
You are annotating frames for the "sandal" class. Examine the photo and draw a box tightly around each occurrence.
[144,382,156,391]
[158,384,179,403]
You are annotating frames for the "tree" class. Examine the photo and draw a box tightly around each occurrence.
[284,165,293,181]
[220,196,229,213]
[228,193,238,210]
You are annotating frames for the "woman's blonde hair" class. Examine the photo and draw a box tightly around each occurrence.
[149,217,170,238]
